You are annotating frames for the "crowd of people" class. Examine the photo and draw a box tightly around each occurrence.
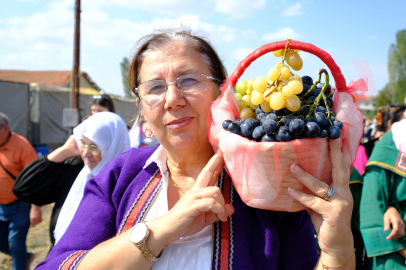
[358,104,406,269]
[0,27,405,270]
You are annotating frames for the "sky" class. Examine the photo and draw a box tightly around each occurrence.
[1,0,405,97]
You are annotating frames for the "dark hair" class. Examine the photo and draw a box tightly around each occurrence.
[90,94,115,113]
[376,104,406,132]
[128,27,227,100]
[0,112,10,128]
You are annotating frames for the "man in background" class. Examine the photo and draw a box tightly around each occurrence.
[0,112,40,270]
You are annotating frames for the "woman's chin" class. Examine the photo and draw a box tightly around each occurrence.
[167,134,201,150]
[84,161,97,170]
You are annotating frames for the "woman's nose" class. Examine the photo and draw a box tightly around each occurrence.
[164,82,186,110]
[82,148,93,157]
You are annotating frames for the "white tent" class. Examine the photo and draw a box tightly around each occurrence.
[0,80,138,148]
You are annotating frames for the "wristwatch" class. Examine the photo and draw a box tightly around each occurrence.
[129,222,162,262]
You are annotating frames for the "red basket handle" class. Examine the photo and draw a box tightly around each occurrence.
[228,40,348,92]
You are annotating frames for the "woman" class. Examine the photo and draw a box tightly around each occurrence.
[360,104,406,269]
[36,28,355,270]
[129,114,160,148]
[90,93,115,114]
[13,112,130,246]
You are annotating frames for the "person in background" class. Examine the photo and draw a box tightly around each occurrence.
[13,112,130,247]
[354,118,371,175]
[90,93,115,114]
[349,167,367,269]
[129,114,160,148]
[360,104,406,269]
[0,112,38,270]
[82,93,116,122]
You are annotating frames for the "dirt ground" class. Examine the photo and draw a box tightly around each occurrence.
[0,204,53,270]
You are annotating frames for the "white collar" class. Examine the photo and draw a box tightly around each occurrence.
[143,145,168,175]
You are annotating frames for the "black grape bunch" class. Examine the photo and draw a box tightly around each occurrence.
[222,68,343,142]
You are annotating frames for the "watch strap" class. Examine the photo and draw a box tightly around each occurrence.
[131,223,163,263]
[136,240,163,263]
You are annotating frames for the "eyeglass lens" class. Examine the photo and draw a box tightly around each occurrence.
[138,73,209,101]
[78,141,99,154]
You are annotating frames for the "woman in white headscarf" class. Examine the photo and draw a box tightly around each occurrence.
[54,112,131,243]
[13,112,130,246]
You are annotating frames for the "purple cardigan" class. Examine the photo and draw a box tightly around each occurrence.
[35,147,318,270]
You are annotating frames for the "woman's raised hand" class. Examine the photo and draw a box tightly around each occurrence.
[148,151,234,245]
[287,139,355,268]
[47,135,81,162]
[62,135,81,157]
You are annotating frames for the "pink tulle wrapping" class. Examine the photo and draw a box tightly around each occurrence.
[208,40,365,212]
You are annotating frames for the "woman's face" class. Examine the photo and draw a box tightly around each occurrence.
[78,136,102,170]
[139,42,219,152]
[91,104,109,115]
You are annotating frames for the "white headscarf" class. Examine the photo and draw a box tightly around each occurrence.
[54,112,130,244]
[392,118,406,154]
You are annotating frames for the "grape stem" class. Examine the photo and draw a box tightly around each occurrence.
[300,75,321,100]
[281,39,292,63]
[305,69,330,119]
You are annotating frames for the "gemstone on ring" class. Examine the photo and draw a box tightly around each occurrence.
[322,186,334,201]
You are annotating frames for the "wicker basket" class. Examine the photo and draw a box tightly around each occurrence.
[208,40,364,212]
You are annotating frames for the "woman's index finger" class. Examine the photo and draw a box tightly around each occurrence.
[329,138,351,187]
[193,151,224,189]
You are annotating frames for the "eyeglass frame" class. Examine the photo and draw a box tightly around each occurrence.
[134,73,221,100]
[77,140,100,155]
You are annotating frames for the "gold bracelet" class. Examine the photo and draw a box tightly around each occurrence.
[320,249,355,269]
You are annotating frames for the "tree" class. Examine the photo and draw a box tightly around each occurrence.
[120,57,134,99]
[375,29,406,106]
[375,83,393,107]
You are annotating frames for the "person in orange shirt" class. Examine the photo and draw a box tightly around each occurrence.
[0,112,39,270]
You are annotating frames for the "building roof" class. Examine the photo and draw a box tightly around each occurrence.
[0,70,102,91]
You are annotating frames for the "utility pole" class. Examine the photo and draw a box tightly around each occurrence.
[70,0,81,133]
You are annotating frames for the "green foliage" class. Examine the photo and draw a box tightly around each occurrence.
[120,57,134,99]
[374,83,393,107]
[375,29,406,106]
[362,109,377,121]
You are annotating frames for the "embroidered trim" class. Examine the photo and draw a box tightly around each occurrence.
[58,253,75,270]
[396,152,406,171]
[121,170,162,233]
[219,171,230,270]
[58,250,87,270]
[349,180,363,185]
[213,170,225,270]
[138,179,163,223]
[117,168,160,234]
[228,178,235,270]
[70,251,89,270]
[214,221,221,270]
[367,161,406,178]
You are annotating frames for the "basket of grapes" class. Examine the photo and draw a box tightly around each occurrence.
[208,40,365,212]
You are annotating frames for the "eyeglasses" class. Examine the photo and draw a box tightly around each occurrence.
[135,73,220,102]
[91,95,106,100]
[77,140,100,155]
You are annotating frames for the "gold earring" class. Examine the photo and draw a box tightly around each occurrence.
[143,127,154,138]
